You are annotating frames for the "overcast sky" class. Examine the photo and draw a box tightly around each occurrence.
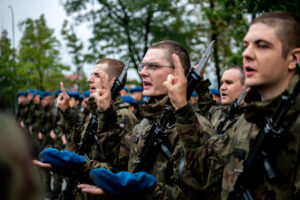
[0,0,141,82]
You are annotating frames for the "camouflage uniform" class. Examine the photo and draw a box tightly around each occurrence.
[106,96,215,199]
[221,76,300,200]
[61,95,136,199]
[16,102,27,124]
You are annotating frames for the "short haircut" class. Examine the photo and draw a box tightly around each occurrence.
[251,11,300,58]
[95,58,127,88]
[149,40,191,75]
[225,65,245,85]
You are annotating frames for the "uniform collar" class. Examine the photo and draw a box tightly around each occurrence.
[242,75,300,126]
[141,96,173,120]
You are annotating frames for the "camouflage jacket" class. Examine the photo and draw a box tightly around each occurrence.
[16,103,27,123]
[222,76,300,200]
[62,95,136,173]
[126,96,215,199]
[39,105,55,147]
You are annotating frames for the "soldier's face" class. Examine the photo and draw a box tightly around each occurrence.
[18,96,26,104]
[139,48,174,98]
[220,69,244,105]
[34,95,40,104]
[242,23,291,96]
[88,63,111,94]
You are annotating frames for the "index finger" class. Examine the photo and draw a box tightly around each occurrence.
[60,81,67,95]
[172,54,185,77]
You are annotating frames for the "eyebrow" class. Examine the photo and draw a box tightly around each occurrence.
[243,39,273,46]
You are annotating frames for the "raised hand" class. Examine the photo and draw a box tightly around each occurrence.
[90,72,112,112]
[57,81,70,112]
[163,54,188,110]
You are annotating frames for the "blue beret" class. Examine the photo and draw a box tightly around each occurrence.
[191,91,197,97]
[69,92,80,100]
[17,91,27,97]
[42,91,52,98]
[122,96,137,105]
[122,87,129,92]
[82,90,90,98]
[210,88,220,97]
[90,168,156,196]
[39,148,86,168]
[130,86,143,93]
[27,88,36,94]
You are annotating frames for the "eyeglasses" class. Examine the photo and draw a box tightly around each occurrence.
[138,62,174,73]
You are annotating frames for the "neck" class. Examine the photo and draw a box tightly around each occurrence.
[258,73,295,101]
[154,95,167,103]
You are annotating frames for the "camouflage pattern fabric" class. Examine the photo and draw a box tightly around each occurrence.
[61,95,136,199]
[221,76,300,200]
[126,96,215,199]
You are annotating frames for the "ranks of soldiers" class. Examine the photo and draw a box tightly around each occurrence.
[10,10,300,200]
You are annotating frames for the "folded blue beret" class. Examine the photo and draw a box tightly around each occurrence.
[38,148,86,168]
[90,168,156,196]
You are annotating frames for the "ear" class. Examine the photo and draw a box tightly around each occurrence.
[287,48,300,70]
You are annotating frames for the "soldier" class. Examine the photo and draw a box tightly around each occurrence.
[221,11,300,200]
[35,58,137,199]
[16,91,27,124]
[77,40,215,199]
[179,11,300,200]
[209,65,246,134]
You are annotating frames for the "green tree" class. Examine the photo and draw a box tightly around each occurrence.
[0,29,17,105]
[191,0,248,87]
[18,14,69,91]
[61,20,86,92]
[61,0,198,70]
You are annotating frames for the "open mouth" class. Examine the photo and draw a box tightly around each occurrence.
[221,93,227,98]
[143,81,152,89]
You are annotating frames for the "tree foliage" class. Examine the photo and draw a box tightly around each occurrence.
[0,29,17,105]
[18,14,69,91]
[61,0,198,69]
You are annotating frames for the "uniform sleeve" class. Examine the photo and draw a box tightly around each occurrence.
[84,106,137,173]
[195,79,217,118]
[61,107,84,148]
[175,103,216,189]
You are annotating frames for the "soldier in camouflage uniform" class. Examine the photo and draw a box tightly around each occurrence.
[79,40,216,199]
[21,89,35,130]
[180,11,300,200]
[16,91,27,124]
[55,58,136,199]
[209,65,246,134]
